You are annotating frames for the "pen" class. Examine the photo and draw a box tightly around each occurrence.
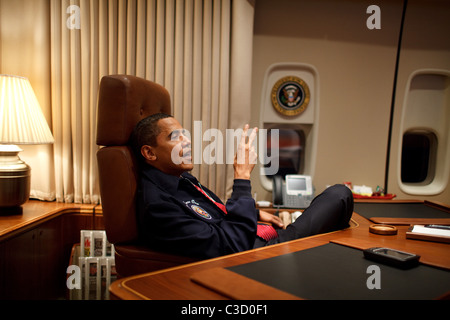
[424,224,450,230]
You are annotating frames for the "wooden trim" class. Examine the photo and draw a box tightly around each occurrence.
[424,200,450,213]
[191,267,302,300]
[0,200,96,242]
[369,217,450,226]
[354,199,423,204]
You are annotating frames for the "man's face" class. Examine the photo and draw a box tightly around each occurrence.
[141,117,193,176]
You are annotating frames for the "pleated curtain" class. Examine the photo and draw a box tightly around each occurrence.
[49,0,254,203]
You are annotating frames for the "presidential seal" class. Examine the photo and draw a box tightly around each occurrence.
[271,76,310,116]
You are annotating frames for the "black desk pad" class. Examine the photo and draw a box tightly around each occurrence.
[228,243,450,299]
[354,202,450,219]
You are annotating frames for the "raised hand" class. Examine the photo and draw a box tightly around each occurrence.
[233,124,258,180]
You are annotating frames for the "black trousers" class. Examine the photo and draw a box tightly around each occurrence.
[254,184,354,248]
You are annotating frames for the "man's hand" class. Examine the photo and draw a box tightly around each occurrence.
[233,124,258,180]
[258,210,285,229]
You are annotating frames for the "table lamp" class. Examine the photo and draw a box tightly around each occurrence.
[0,74,54,214]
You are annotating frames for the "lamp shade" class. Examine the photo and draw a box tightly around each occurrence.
[0,74,54,144]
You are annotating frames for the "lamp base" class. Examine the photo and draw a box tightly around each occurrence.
[0,145,31,213]
[0,206,23,216]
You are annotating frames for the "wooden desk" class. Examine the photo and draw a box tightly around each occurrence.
[0,200,97,241]
[0,200,103,299]
[110,210,450,300]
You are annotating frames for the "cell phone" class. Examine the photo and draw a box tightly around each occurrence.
[363,247,420,269]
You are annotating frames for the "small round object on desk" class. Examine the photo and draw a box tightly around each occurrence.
[369,224,398,235]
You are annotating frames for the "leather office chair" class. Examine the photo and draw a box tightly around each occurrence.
[96,74,197,277]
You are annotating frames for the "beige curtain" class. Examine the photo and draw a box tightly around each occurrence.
[49,0,254,203]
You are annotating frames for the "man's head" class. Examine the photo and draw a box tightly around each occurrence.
[132,113,193,176]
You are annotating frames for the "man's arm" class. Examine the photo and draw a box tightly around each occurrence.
[138,189,257,259]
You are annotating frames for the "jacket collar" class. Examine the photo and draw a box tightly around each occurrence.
[141,163,196,193]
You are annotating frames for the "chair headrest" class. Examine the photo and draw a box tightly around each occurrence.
[96,74,171,146]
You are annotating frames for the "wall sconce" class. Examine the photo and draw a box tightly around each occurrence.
[0,74,54,214]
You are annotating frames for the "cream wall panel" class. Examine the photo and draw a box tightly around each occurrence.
[251,0,403,200]
[388,0,450,203]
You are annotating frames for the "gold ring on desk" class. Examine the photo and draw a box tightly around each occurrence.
[369,224,398,235]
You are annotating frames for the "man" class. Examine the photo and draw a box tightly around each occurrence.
[132,113,353,259]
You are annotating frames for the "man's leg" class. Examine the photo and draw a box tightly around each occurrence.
[268,184,354,245]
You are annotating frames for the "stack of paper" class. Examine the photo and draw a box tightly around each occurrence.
[406,225,450,243]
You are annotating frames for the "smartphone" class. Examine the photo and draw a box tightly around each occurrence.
[363,247,420,269]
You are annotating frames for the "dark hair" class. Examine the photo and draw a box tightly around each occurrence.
[131,113,173,158]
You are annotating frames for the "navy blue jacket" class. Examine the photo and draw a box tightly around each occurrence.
[136,164,258,259]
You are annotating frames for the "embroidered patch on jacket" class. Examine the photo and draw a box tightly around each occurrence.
[185,200,212,220]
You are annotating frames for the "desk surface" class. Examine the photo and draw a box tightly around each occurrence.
[0,200,96,241]
[110,203,450,300]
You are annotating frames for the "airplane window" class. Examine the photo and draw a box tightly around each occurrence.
[401,131,437,184]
